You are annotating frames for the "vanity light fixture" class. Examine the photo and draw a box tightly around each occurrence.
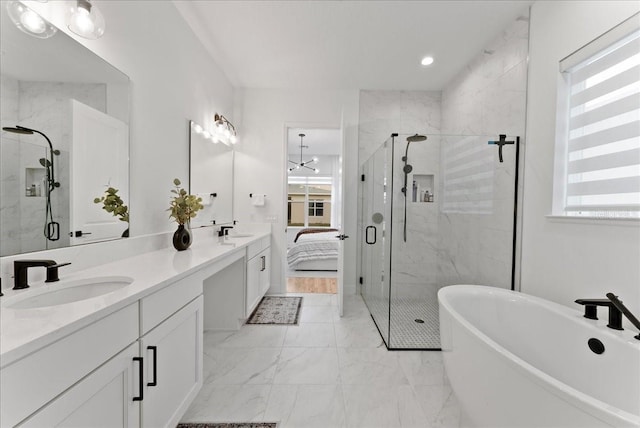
[6,1,58,39]
[191,121,231,146]
[68,0,105,39]
[288,133,319,174]
[214,113,238,145]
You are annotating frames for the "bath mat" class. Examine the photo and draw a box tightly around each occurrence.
[176,424,277,428]
[176,422,278,428]
[246,296,302,325]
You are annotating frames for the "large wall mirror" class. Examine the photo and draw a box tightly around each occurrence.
[0,6,130,257]
[189,121,234,228]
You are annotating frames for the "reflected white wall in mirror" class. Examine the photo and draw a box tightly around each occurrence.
[0,4,130,256]
[189,120,234,227]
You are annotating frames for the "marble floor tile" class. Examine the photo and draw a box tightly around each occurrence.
[181,384,271,423]
[338,347,409,385]
[273,347,340,384]
[183,292,461,427]
[213,325,287,348]
[397,350,446,386]
[299,305,338,323]
[263,384,346,428]
[342,384,428,428]
[284,323,336,347]
[203,347,281,385]
[334,318,385,348]
[301,293,334,307]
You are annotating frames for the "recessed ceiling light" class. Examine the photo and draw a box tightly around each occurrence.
[421,56,434,66]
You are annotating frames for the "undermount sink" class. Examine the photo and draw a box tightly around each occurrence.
[227,233,253,238]
[5,276,133,310]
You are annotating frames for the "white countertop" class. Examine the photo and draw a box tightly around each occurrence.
[0,228,269,367]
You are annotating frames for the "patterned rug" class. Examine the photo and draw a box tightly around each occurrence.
[246,296,302,325]
[176,424,277,428]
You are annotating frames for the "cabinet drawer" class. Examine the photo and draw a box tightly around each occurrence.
[247,236,271,260]
[0,303,138,428]
[140,273,202,335]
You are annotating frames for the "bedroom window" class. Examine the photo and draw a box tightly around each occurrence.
[552,15,640,219]
[288,177,332,227]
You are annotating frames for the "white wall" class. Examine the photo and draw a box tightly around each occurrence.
[522,1,640,309]
[25,1,235,238]
[233,88,360,295]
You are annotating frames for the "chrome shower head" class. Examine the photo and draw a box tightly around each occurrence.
[406,134,427,143]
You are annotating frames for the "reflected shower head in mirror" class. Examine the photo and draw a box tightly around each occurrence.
[406,134,427,143]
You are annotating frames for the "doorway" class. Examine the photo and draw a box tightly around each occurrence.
[285,127,342,295]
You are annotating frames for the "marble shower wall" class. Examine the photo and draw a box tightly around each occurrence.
[437,16,529,290]
[358,91,442,299]
[0,78,106,255]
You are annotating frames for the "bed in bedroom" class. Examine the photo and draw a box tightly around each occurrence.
[287,228,339,271]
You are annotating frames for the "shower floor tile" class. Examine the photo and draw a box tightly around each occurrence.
[364,291,441,349]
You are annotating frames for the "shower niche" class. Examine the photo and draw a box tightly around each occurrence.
[25,168,46,197]
[410,174,435,203]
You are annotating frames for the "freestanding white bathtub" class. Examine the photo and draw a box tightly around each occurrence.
[438,285,640,428]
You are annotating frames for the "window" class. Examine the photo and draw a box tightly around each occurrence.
[553,15,640,219]
[287,177,332,227]
[308,200,324,217]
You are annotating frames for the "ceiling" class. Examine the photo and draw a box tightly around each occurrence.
[175,0,531,91]
[287,128,341,156]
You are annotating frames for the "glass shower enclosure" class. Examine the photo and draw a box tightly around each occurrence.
[360,133,520,350]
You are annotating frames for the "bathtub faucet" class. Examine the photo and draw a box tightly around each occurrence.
[575,298,624,331]
[606,293,640,340]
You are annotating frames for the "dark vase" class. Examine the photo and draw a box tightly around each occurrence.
[121,228,129,238]
[172,224,192,251]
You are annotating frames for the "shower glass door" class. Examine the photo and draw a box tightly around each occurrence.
[360,137,393,346]
[360,133,520,350]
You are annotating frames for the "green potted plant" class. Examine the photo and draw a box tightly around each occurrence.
[168,178,203,250]
[94,187,130,237]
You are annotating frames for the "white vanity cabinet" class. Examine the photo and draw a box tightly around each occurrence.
[19,342,141,428]
[245,236,271,317]
[139,296,203,428]
[1,303,139,428]
[2,274,203,428]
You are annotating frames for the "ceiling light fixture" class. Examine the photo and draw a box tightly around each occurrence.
[421,56,434,66]
[68,0,105,39]
[6,1,57,39]
[214,113,238,145]
[288,133,319,174]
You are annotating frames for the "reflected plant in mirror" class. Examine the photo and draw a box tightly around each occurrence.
[94,187,129,237]
[0,4,130,256]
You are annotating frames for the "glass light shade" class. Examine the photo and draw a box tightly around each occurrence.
[6,1,57,39]
[312,156,319,163]
[68,0,105,39]
[421,56,434,66]
[192,123,203,134]
[229,135,238,144]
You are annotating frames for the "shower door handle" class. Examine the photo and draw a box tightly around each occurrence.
[365,226,377,245]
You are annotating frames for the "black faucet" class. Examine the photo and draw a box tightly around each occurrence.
[218,226,234,237]
[13,260,71,290]
[606,293,640,340]
[575,298,623,330]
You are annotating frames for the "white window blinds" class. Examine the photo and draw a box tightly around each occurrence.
[560,21,640,218]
